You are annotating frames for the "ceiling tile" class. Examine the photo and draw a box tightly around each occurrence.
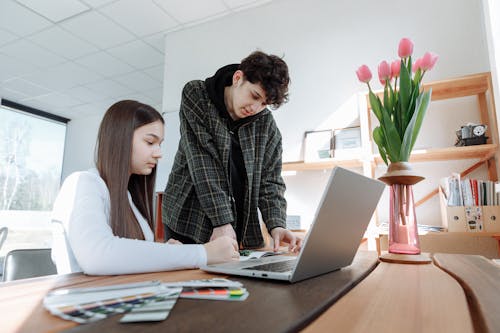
[100,0,178,37]
[0,28,18,46]
[140,87,163,105]
[223,0,271,10]
[2,78,52,97]
[75,51,135,77]
[25,91,84,109]
[143,64,165,82]
[63,103,97,118]
[122,92,156,105]
[107,40,164,69]
[0,0,52,36]
[0,53,39,80]
[143,32,166,52]
[64,85,107,103]
[80,0,116,8]
[0,39,66,68]
[22,62,102,90]
[84,79,134,99]
[28,26,98,59]
[15,0,91,23]
[61,11,135,49]
[155,0,228,23]
[0,87,30,102]
[112,71,160,92]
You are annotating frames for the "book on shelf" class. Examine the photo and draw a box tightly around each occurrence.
[442,174,499,207]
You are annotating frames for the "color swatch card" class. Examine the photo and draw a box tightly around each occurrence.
[180,287,249,301]
[164,278,249,301]
[44,281,181,324]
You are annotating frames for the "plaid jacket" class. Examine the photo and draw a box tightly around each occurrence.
[162,80,287,248]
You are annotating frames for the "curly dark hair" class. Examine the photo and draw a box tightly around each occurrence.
[239,51,290,109]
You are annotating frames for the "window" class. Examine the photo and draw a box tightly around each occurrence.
[0,104,67,260]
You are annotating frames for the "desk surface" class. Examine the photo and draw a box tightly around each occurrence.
[1,251,499,333]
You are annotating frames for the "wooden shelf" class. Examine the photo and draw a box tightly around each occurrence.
[283,144,498,171]
[282,158,363,171]
[374,144,498,164]
[368,72,492,106]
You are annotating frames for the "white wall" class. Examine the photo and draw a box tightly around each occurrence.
[61,113,102,180]
[159,0,492,229]
[483,0,500,143]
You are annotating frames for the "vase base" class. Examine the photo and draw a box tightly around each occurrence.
[379,252,432,265]
[389,242,421,254]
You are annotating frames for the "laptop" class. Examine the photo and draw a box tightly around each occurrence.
[201,166,385,283]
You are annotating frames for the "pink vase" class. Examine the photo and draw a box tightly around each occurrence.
[378,162,424,255]
[388,184,420,254]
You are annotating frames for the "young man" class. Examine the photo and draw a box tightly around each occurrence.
[163,51,301,252]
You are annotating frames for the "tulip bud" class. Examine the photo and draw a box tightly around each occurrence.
[398,38,414,58]
[356,65,372,83]
[413,58,422,73]
[378,60,391,84]
[420,52,439,71]
[391,60,401,78]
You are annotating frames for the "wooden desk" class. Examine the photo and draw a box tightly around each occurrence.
[1,252,499,333]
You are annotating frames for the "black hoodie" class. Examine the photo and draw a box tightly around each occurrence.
[205,64,261,242]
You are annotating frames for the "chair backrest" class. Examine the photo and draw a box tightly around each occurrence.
[0,227,7,252]
[2,248,57,282]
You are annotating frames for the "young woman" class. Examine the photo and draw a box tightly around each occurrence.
[51,100,238,275]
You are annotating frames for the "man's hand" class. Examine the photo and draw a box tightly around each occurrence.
[210,224,237,241]
[204,236,240,264]
[166,238,182,245]
[270,227,302,253]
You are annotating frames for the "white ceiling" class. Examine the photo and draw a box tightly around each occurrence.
[0,0,273,120]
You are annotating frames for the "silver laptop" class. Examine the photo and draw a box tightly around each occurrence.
[201,167,385,283]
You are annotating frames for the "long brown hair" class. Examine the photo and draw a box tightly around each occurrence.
[96,100,164,240]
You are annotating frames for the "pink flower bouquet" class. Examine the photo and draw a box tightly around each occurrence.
[356,38,438,165]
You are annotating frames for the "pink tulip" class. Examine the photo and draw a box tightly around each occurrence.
[398,38,414,58]
[356,65,372,83]
[420,52,439,71]
[391,60,400,78]
[378,60,391,85]
[413,58,422,73]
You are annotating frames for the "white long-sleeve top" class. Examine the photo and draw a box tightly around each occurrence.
[51,169,207,275]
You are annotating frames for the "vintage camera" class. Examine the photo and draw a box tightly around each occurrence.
[455,124,487,146]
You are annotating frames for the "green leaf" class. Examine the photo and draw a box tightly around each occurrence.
[399,61,411,125]
[369,91,383,122]
[380,106,402,162]
[400,89,432,160]
[373,126,389,165]
[384,86,391,116]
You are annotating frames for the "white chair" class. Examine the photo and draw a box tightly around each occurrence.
[2,248,57,282]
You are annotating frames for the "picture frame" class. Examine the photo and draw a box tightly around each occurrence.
[333,126,362,158]
[334,126,361,150]
[303,129,334,162]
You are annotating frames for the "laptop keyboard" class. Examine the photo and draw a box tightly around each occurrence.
[243,259,296,272]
